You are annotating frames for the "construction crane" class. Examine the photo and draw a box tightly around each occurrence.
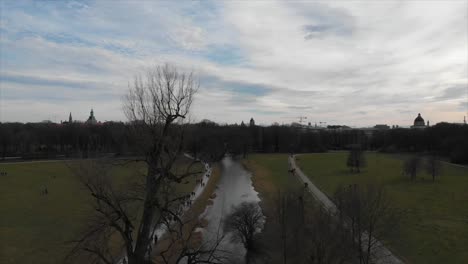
[319,121,327,127]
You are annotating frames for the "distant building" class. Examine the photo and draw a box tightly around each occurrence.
[327,125,351,130]
[411,113,427,129]
[374,124,390,130]
[445,116,467,126]
[61,112,73,125]
[86,109,97,124]
[249,118,255,127]
[200,119,216,125]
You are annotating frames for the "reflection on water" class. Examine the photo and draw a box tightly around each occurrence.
[200,156,262,263]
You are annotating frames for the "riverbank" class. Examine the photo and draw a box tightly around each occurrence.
[242,154,302,263]
[152,163,222,263]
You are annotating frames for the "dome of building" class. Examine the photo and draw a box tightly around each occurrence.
[413,113,425,127]
[86,109,97,124]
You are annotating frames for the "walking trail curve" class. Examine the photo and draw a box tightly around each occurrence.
[289,155,404,264]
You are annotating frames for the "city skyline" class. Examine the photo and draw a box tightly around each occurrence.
[31,109,454,129]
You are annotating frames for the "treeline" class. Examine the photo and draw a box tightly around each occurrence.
[370,122,468,164]
[1,121,467,164]
[0,121,363,160]
[0,122,138,159]
[184,122,365,160]
[185,122,468,164]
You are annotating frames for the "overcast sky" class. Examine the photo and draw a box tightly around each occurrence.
[0,1,467,127]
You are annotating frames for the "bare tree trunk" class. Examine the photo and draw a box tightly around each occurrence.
[133,165,158,263]
[366,223,374,264]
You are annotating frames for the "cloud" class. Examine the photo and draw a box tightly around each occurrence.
[0,72,109,90]
[303,23,352,39]
[301,3,355,39]
[459,101,468,112]
[201,75,273,97]
[202,45,245,65]
[170,25,206,51]
[435,84,467,101]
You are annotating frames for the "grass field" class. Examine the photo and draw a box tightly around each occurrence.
[243,154,300,192]
[297,152,468,264]
[0,158,204,264]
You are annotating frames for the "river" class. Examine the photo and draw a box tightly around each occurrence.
[200,156,263,264]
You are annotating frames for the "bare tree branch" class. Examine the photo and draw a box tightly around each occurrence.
[67,64,216,264]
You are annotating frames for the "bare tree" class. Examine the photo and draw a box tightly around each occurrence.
[334,184,399,264]
[68,64,216,264]
[224,202,264,264]
[347,144,366,173]
[275,191,288,264]
[274,190,308,263]
[307,205,355,264]
[66,159,141,264]
[425,154,441,182]
[403,156,421,181]
[267,190,355,264]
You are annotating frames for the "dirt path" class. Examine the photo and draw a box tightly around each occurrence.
[289,155,404,264]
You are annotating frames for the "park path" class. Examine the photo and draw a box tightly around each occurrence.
[440,160,468,169]
[288,155,404,264]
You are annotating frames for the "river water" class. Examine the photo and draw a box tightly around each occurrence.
[200,156,263,264]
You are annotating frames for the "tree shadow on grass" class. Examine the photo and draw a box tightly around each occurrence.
[337,169,369,176]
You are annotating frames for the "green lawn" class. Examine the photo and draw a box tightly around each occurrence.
[0,158,202,264]
[245,154,300,191]
[297,152,468,264]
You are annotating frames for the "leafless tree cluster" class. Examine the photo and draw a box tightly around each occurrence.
[403,155,442,182]
[66,160,136,264]
[306,205,355,264]
[334,184,399,264]
[249,184,398,264]
[67,64,222,264]
[425,154,442,182]
[272,191,355,264]
[402,156,421,181]
[241,189,355,264]
[347,145,366,173]
[224,202,264,264]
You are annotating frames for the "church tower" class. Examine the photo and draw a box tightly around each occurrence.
[249,117,255,127]
[69,112,73,123]
[86,109,97,124]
